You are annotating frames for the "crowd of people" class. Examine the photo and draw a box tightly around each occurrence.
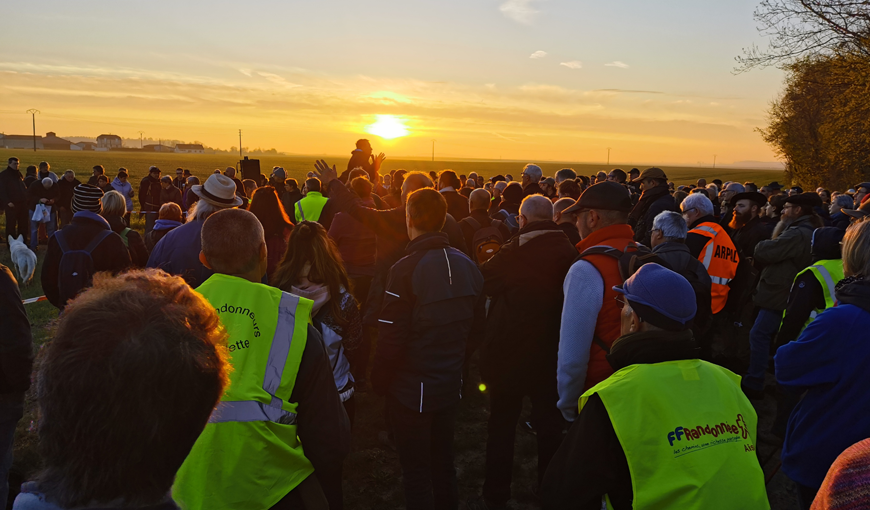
[2,144,870,510]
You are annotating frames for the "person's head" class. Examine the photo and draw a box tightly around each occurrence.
[438,170,461,190]
[557,179,582,200]
[519,195,554,229]
[175,167,183,178]
[555,168,577,184]
[721,182,745,205]
[392,169,407,192]
[811,227,845,261]
[405,188,447,240]
[819,189,831,203]
[148,166,160,179]
[782,193,822,222]
[842,220,870,276]
[760,186,772,198]
[304,177,321,194]
[680,192,714,226]
[553,197,578,226]
[607,169,627,184]
[855,183,870,204]
[505,174,514,182]
[383,174,392,187]
[347,167,368,183]
[200,208,266,280]
[595,171,607,183]
[183,169,191,177]
[615,264,697,336]
[63,169,75,182]
[629,168,640,181]
[744,182,758,193]
[356,138,372,155]
[635,168,668,192]
[521,164,543,187]
[100,190,127,219]
[91,164,102,177]
[189,174,243,222]
[36,269,230,508]
[400,171,434,205]
[7,157,18,170]
[540,177,557,196]
[117,169,128,183]
[563,181,632,239]
[248,185,293,238]
[729,192,766,229]
[285,178,298,192]
[187,175,200,187]
[242,179,258,197]
[351,175,373,201]
[98,175,109,187]
[673,190,688,209]
[650,211,688,248]
[831,194,854,215]
[788,186,803,197]
[696,178,707,188]
[501,181,524,205]
[706,183,719,199]
[157,202,183,222]
[469,188,491,212]
[224,167,236,178]
[493,180,507,198]
[25,165,37,176]
[160,175,172,189]
[72,184,104,214]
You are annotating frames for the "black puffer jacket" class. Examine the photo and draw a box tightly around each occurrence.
[0,166,27,208]
[630,184,676,247]
[371,232,485,412]
[479,221,577,385]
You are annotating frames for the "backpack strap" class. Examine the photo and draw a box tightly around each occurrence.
[592,335,611,354]
[461,216,482,231]
[54,230,70,253]
[84,230,113,254]
[297,201,306,221]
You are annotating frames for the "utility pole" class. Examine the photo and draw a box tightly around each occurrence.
[239,129,243,158]
[713,154,717,168]
[138,131,144,149]
[607,147,611,165]
[26,109,40,152]
[431,140,435,162]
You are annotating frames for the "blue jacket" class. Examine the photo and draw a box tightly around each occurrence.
[13,483,180,509]
[775,277,870,488]
[371,232,485,412]
[110,177,134,212]
[146,220,212,288]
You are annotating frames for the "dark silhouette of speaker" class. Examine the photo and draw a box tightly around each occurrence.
[239,157,261,181]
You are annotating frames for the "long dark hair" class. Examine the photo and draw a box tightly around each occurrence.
[248,186,293,238]
[271,221,350,326]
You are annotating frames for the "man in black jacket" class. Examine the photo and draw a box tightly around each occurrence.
[470,195,576,510]
[371,188,485,510]
[520,164,544,198]
[553,198,581,246]
[344,138,385,183]
[628,167,676,247]
[439,170,470,221]
[138,166,162,234]
[0,263,33,506]
[1,157,29,244]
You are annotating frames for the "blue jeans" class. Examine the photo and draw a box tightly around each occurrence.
[745,308,783,391]
[0,399,24,508]
[28,209,57,250]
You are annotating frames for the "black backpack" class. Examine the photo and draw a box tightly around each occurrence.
[461,216,505,264]
[55,229,113,305]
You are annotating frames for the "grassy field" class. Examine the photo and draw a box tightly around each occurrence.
[2,148,797,509]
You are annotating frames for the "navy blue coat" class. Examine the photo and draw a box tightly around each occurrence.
[146,220,212,288]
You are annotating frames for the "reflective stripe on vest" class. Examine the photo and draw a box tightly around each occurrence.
[295,192,329,223]
[791,259,844,330]
[583,360,770,510]
[689,222,739,314]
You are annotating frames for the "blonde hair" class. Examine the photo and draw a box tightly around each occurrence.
[842,219,870,277]
[100,190,127,218]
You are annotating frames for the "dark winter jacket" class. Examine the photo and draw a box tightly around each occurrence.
[146,220,212,288]
[344,149,376,181]
[328,206,377,278]
[830,211,851,231]
[144,219,182,253]
[159,185,183,209]
[138,175,163,212]
[441,189,470,221]
[556,221,581,247]
[479,221,577,385]
[541,329,699,509]
[27,179,59,210]
[629,184,676,247]
[56,177,81,211]
[106,215,149,267]
[776,277,870,489]
[371,232,485,412]
[41,211,132,309]
[753,215,818,310]
[0,166,27,208]
[0,264,33,401]
[730,216,773,262]
[523,182,544,198]
[652,241,713,340]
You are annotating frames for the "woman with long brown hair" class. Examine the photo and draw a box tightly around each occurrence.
[272,221,362,423]
[248,185,294,280]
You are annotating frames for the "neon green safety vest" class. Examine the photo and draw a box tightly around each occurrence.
[295,191,329,223]
[581,359,770,510]
[792,259,844,329]
[173,274,315,510]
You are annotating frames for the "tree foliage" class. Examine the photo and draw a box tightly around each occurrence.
[760,54,870,189]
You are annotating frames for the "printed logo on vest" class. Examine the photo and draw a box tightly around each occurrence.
[214,303,261,352]
[713,244,738,263]
[666,414,752,457]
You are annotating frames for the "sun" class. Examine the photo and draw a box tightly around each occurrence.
[365,115,410,139]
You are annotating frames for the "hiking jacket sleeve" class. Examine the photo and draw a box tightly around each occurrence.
[291,324,351,509]
[370,259,416,396]
[0,264,34,396]
[327,180,399,236]
[775,273,824,349]
[754,226,805,265]
[541,393,631,510]
[557,260,604,422]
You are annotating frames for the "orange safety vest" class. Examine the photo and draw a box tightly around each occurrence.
[689,222,739,314]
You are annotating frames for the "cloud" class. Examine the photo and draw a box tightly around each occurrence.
[605,61,629,69]
[560,61,582,69]
[238,68,252,77]
[529,50,547,59]
[256,72,301,89]
[500,0,544,24]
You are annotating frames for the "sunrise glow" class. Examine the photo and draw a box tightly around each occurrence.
[365,115,410,140]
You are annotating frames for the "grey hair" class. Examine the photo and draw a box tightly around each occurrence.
[523,164,543,182]
[555,168,577,183]
[706,183,719,196]
[835,194,854,209]
[187,199,223,223]
[681,193,714,217]
[652,211,688,240]
[64,169,75,177]
[520,194,554,222]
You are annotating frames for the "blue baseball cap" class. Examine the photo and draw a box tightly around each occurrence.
[613,264,696,331]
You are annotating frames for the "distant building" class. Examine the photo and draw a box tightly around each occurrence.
[143,144,175,152]
[97,134,123,149]
[0,134,43,150]
[175,143,205,154]
[71,141,97,151]
[42,132,72,150]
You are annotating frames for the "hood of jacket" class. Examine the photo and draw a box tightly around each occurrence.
[811,226,844,261]
[514,220,565,247]
[153,219,183,232]
[406,231,450,254]
[606,328,699,372]
[835,276,870,314]
[652,240,691,256]
[111,176,131,190]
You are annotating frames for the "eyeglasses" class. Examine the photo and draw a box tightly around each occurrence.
[614,295,627,308]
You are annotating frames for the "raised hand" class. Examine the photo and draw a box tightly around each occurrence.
[313,160,338,188]
[374,152,386,170]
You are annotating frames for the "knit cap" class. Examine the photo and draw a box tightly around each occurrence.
[72,184,104,214]
[613,263,696,331]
